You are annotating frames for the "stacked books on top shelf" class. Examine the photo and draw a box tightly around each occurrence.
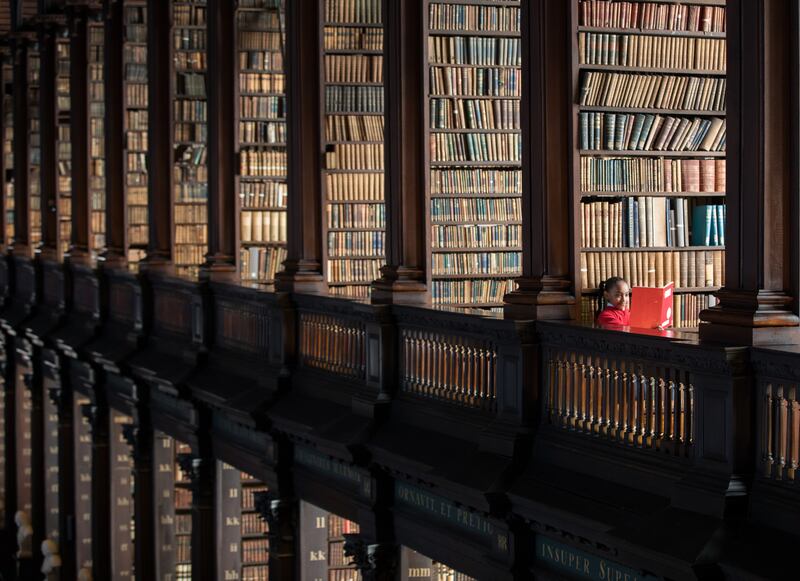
[575,0,727,329]
[323,0,385,299]
[124,0,149,268]
[428,0,522,309]
[89,24,106,257]
[4,62,14,245]
[173,0,208,278]
[238,0,288,283]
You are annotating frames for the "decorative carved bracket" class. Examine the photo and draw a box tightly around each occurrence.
[343,535,398,581]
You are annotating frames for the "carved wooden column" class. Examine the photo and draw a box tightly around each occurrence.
[344,535,399,581]
[101,0,127,268]
[503,0,574,319]
[82,396,111,580]
[176,452,216,581]
[122,415,156,579]
[38,27,59,262]
[24,357,45,575]
[370,0,428,305]
[11,38,31,257]
[202,0,237,281]
[254,491,298,581]
[69,8,91,264]
[699,0,800,345]
[274,0,325,293]
[141,0,172,271]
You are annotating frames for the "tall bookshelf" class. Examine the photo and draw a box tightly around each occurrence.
[56,38,72,258]
[28,48,42,250]
[154,433,193,581]
[299,501,361,581]
[426,0,522,309]
[3,60,14,246]
[237,0,288,284]
[89,23,106,258]
[124,0,149,268]
[218,463,270,581]
[400,547,477,581]
[110,412,135,578]
[172,0,209,278]
[43,379,60,546]
[573,0,727,327]
[327,512,361,581]
[74,396,93,577]
[322,0,385,299]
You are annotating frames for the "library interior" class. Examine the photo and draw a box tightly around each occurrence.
[0,0,796,579]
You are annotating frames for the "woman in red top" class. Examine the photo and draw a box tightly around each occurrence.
[596,277,631,327]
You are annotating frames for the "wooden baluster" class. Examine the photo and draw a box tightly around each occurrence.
[599,360,610,435]
[787,385,797,481]
[488,348,496,408]
[586,358,595,434]
[433,335,443,400]
[619,361,630,442]
[626,365,637,445]
[477,347,486,409]
[790,386,799,481]
[568,352,577,428]
[611,366,620,440]
[686,381,695,453]
[763,383,774,476]
[778,385,789,480]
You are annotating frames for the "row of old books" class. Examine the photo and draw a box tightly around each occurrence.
[328,231,385,257]
[174,2,206,25]
[432,252,520,276]
[325,0,382,24]
[325,86,384,114]
[430,98,520,130]
[432,224,521,249]
[241,95,285,117]
[581,197,725,248]
[326,173,384,201]
[325,54,383,83]
[241,182,287,208]
[328,203,385,229]
[430,132,521,163]
[239,49,282,71]
[326,143,384,170]
[431,197,521,222]
[431,168,520,195]
[433,278,515,305]
[429,2,519,32]
[242,538,269,563]
[580,249,724,290]
[175,224,208,244]
[429,36,521,66]
[57,41,72,257]
[579,112,726,152]
[579,72,725,111]
[241,245,287,281]
[430,66,520,97]
[578,0,726,33]
[90,24,106,255]
[580,156,725,192]
[240,149,287,176]
[175,121,207,143]
[324,26,383,51]
[241,210,287,242]
[240,72,285,93]
[175,244,206,266]
[326,114,383,141]
[240,120,285,144]
[239,31,283,52]
[242,565,269,581]
[328,258,381,283]
[3,64,13,245]
[578,32,725,71]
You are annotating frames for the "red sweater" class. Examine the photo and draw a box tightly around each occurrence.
[596,306,631,327]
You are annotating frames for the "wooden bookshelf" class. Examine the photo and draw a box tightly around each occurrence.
[3,60,14,247]
[110,412,135,578]
[123,0,149,268]
[572,0,727,328]
[172,0,209,279]
[154,434,193,581]
[300,502,362,581]
[427,0,522,309]
[56,38,72,259]
[43,381,59,545]
[400,547,478,581]
[89,23,106,259]
[237,0,288,283]
[321,0,385,299]
[74,396,93,577]
[327,512,361,581]
[13,367,33,537]
[218,464,270,581]
[28,48,42,249]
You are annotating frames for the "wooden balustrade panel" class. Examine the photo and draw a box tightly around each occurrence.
[299,312,366,379]
[760,382,800,483]
[545,348,693,456]
[399,328,497,412]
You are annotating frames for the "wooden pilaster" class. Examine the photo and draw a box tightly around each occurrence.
[202,0,237,281]
[370,0,428,305]
[69,8,91,264]
[12,39,31,257]
[700,0,800,345]
[503,0,575,319]
[274,0,325,293]
[38,26,59,262]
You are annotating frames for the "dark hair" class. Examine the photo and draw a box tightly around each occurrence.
[601,276,627,295]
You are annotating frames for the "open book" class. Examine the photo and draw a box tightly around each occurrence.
[630,283,674,329]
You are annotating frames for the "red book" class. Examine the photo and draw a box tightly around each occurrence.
[630,283,675,329]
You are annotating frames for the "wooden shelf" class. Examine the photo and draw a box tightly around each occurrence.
[582,246,724,252]
[580,149,725,157]
[429,28,520,38]
[579,64,726,76]
[578,105,725,117]
[578,26,726,39]
[581,191,726,198]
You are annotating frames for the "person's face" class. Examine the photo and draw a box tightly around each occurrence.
[605,281,630,310]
